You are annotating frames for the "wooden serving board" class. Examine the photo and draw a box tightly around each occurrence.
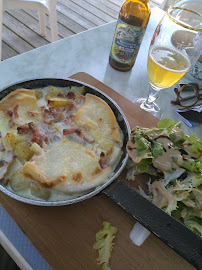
[0,72,195,270]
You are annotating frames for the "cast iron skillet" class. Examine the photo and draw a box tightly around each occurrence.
[0,78,130,206]
[0,78,201,269]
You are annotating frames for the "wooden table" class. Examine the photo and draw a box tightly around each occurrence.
[0,7,200,270]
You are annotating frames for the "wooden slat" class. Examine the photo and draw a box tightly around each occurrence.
[67,0,118,21]
[24,10,75,38]
[3,12,49,48]
[2,42,18,60]
[84,0,121,16]
[7,10,52,42]
[58,0,108,25]
[108,0,124,6]
[53,10,87,33]
[57,1,97,29]
[2,25,34,54]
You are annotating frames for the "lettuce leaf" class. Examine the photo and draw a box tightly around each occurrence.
[136,136,150,157]
[151,141,163,158]
[181,159,195,171]
[194,159,202,175]
[191,175,202,188]
[157,118,176,129]
[186,133,202,155]
[93,221,117,269]
[184,217,202,237]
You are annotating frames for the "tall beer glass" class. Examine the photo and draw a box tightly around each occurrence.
[133,7,202,118]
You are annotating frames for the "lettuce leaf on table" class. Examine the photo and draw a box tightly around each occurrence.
[93,221,117,270]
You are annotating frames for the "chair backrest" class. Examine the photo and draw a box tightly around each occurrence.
[3,0,57,12]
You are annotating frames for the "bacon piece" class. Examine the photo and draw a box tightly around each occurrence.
[5,109,13,118]
[57,93,65,98]
[13,105,19,119]
[17,122,33,135]
[66,92,75,100]
[99,152,108,169]
[63,128,85,144]
[27,111,40,117]
[63,128,76,135]
[42,107,64,124]
[69,114,75,120]
[4,105,19,127]
[63,128,83,137]
[0,160,7,167]
[64,114,75,124]
[17,122,48,147]
[78,95,86,101]
[64,102,75,111]
[75,128,83,137]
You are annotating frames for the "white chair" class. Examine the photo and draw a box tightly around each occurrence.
[0,0,58,60]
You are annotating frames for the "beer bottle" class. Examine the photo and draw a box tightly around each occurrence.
[109,0,151,72]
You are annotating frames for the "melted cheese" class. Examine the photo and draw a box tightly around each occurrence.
[0,89,40,136]
[75,94,123,146]
[21,140,112,194]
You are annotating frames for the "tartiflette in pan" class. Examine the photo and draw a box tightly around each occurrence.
[0,86,123,201]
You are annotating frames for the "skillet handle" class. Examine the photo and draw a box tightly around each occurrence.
[102,180,202,270]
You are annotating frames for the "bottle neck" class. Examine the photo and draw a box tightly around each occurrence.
[120,0,151,28]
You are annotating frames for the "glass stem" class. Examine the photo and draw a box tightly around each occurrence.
[143,87,160,109]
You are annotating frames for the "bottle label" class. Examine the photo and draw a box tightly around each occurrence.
[110,18,146,65]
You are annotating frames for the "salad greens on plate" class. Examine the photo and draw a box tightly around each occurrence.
[126,118,202,237]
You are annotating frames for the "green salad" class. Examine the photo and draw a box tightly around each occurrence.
[126,118,202,237]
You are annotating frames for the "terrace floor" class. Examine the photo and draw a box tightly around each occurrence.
[2,0,164,61]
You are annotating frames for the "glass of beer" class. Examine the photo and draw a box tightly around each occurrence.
[133,7,202,118]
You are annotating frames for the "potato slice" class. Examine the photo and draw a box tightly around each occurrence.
[4,158,22,179]
[4,133,27,150]
[69,86,85,95]
[3,132,16,150]
[49,86,63,95]
[30,142,43,154]
[35,90,43,99]
[98,140,113,155]
[10,171,30,192]
[14,142,34,162]
[45,87,63,101]
[30,182,50,200]
[45,92,54,101]
[48,97,72,108]
[15,134,27,144]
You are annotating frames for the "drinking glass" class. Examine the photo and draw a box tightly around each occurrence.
[191,53,202,80]
[133,7,202,118]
